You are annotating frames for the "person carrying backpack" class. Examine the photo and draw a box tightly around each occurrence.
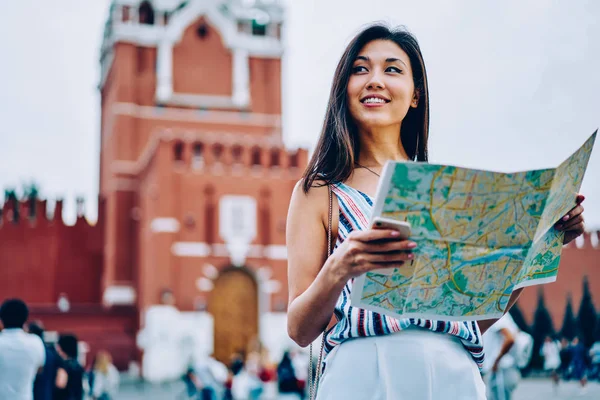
[277,351,300,399]
[483,313,526,400]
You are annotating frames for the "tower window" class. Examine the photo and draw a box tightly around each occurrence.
[122,6,131,22]
[174,141,184,161]
[197,23,209,39]
[270,148,280,167]
[192,142,204,169]
[212,143,224,162]
[289,151,299,168]
[252,20,267,36]
[251,147,262,166]
[232,145,243,164]
[237,21,250,34]
[139,1,155,25]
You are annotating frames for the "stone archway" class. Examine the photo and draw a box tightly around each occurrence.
[208,267,258,364]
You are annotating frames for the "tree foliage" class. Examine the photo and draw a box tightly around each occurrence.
[509,302,530,333]
[577,276,597,348]
[3,182,41,219]
[531,288,555,369]
[560,293,578,341]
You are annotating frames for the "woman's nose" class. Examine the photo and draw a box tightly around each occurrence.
[366,73,385,90]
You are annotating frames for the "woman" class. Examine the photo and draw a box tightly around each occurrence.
[90,350,119,400]
[286,24,586,399]
[55,334,84,400]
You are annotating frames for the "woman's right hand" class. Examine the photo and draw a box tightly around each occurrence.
[326,229,417,282]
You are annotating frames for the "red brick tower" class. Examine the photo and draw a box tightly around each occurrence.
[98,0,306,362]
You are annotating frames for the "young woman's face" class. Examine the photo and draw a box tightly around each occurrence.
[347,40,418,130]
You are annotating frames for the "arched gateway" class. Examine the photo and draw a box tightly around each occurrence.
[208,267,259,364]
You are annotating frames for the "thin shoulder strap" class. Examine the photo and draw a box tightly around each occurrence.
[309,184,332,400]
[327,183,333,257]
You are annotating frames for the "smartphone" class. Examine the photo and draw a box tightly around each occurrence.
[370,217,412,276]
[371,217,411,239]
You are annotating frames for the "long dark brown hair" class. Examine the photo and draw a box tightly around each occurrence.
[302,24,430,193]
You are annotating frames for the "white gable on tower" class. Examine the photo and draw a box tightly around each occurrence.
[100,0,284,108]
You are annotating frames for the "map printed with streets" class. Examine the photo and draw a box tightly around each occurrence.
[351,131,597,321]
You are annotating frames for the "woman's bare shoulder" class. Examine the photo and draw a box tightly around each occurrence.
[289,179,331,224]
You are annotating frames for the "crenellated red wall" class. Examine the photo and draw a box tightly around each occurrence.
[517,231,600,329]
[0,198,105,304]
[28,304,138,371]
[0,199,139,369]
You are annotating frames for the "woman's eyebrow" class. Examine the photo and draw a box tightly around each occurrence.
[354,55,407,68]
[386,57,408,67]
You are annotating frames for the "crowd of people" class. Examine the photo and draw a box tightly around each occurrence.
[0,298,120,400]
[482,312,600,400]
[183,340,309,400]
[3,295,598,400]
[0,297,313,400]
[540,334,600,395]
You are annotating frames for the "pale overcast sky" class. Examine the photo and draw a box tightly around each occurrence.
[1,1,599,228]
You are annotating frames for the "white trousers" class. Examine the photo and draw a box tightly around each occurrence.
[316,328,486,400]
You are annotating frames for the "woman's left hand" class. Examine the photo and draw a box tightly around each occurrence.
[555,194,585,245]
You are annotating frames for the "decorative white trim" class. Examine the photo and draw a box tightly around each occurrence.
[232,48,250,107]
[203,263,219,279]
[113,23,165,47]
[171,241,212,257]
[115,0,181,12]
[263,279,281,294]
[209,244,264,258]
[263,244,287,260]
[172,242,286,260]
[163,94,244,109]
[156,39,173,100]
[196,277,214,292]
[126,97,276,122]
[247,244,264,258]
[109,178,139,191]
[211,243,230,257]
[103,285,137,305]
[150,217,180,232]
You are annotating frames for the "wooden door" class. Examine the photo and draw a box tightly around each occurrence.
[208,268,258,364]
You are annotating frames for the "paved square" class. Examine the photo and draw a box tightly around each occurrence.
[118,378,600,399]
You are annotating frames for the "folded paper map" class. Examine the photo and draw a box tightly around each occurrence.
[351,131,597,321]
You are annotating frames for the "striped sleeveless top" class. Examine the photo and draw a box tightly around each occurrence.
[324,182,485,369]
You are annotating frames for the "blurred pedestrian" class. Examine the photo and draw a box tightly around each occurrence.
[569,337,589,395]
[187,353,228,400]
[90,350,119,400]
[558,338,573,380]
[0,298,46,400]
[589,340,600,381]
[54,333,84,400]
[277,351,300,400]
[483,313,521,400]
[290,349,308,399]
[28,321,61,400]
[540,335,561,389]
[231,351,263,400]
